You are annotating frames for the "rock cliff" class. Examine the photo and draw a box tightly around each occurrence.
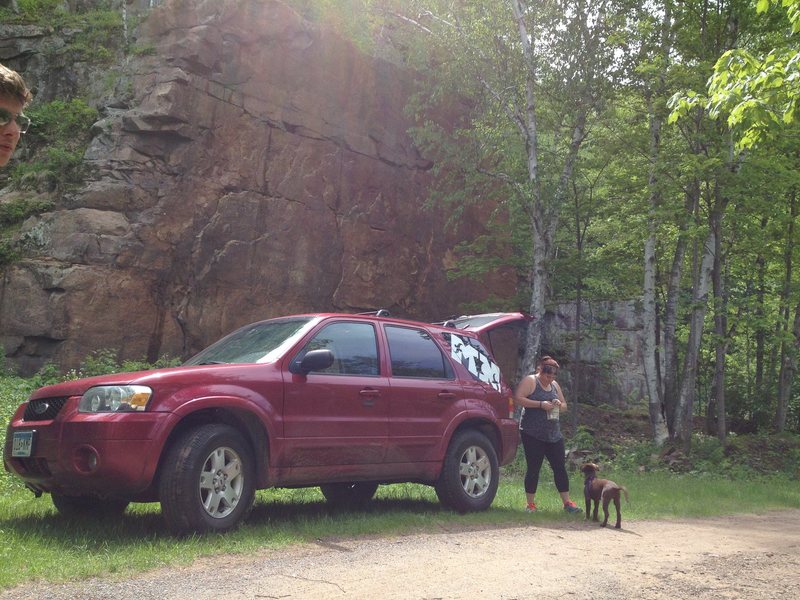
[545,300,646,407]
[1,0,512,374]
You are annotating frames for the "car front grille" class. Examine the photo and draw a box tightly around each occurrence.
[23,397,69,421]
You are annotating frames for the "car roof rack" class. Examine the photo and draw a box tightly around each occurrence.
[358,309,391,318]
[431,316,459,328]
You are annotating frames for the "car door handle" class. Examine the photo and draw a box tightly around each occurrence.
[438,391,457,401]
[360,388,380,407]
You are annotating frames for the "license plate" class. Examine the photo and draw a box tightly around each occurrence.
[11,431,34,458]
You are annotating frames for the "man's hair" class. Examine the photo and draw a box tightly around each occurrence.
[0,63,33,106]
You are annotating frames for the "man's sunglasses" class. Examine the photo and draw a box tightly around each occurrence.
[0,108,31,134]
[542,365,559,374]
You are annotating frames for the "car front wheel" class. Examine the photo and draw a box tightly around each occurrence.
[434,430,499,513]
[159,424,255,534]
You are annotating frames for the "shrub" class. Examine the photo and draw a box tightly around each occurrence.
[60,14,124,64]
[23,99,98,147]
[0,239,20,267]
[12,146,87,192]
[611,440,663,472]
[69,349,181,380]
[0,0,64,23]
[9,99,98,192]
[724,433,800,478]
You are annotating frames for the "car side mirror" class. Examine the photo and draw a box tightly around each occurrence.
[291,349,335,374]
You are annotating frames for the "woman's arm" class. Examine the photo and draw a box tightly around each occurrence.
[554,381,568,411]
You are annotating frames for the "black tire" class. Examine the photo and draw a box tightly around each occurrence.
[51,493,129,519]
[158,424,255,534]
[320,482,379,507]
[434,430,499,513]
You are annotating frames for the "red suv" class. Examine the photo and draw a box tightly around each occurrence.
[4,311,527,533]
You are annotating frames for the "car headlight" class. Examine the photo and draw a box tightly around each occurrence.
[78,386,153,413]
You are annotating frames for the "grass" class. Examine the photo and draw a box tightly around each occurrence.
[2,371,798,590]
[1,469,798,591]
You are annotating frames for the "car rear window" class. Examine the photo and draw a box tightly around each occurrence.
[442,333,502,391]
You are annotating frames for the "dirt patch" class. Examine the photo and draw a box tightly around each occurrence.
[3,510,798,600]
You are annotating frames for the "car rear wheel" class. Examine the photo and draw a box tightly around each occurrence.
[51,493,129,518]
[159,424,255,534]
[434,430,499,513]
[320,482,379,507]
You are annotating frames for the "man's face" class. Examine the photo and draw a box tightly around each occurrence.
[0,94,26,167]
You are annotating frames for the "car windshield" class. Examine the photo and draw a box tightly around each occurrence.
[184,317,319,365]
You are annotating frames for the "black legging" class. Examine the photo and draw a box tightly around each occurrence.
[520,432,569,494]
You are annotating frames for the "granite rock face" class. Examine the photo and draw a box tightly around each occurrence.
[1,0,511,373]
[543,300,646,408]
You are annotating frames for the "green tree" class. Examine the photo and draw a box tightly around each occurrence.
[382,0,636,377]
[667,0,800,439]
[674,0,800,150]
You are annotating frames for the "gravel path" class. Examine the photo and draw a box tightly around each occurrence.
[2,509,798,599]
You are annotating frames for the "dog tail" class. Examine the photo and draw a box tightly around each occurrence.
[619,486,629,502]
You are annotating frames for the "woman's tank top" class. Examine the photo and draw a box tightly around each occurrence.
[519,375,562,443]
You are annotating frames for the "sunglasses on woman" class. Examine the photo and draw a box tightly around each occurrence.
[0,108,31,134]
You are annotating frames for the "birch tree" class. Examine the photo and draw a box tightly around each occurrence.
[383,0,635,375]
[667,0,792,444]
[641,0,673,446]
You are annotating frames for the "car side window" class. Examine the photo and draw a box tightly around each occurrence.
[301,322,379,376]
[442,333,502,391]
[385,325,453,379]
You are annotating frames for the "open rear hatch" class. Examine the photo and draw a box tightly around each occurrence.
[446,312,532,386]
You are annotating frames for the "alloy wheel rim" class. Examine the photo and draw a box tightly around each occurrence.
[459,445,492,498]
[198,446,244,518]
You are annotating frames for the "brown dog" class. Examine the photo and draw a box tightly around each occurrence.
[581,462,629,529]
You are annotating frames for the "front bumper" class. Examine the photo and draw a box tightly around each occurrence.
[3,396,176,499]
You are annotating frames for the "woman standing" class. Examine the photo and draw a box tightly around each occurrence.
[513,356,582,513]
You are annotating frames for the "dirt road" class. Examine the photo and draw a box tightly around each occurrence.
[2,510,798,599]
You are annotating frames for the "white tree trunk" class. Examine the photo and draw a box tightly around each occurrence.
[641,0,671,446]
[674,230,716,446]
[643,232,668,445]
[521,211,548,376]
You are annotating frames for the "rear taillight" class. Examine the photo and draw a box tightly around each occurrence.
[508,395,515,418]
